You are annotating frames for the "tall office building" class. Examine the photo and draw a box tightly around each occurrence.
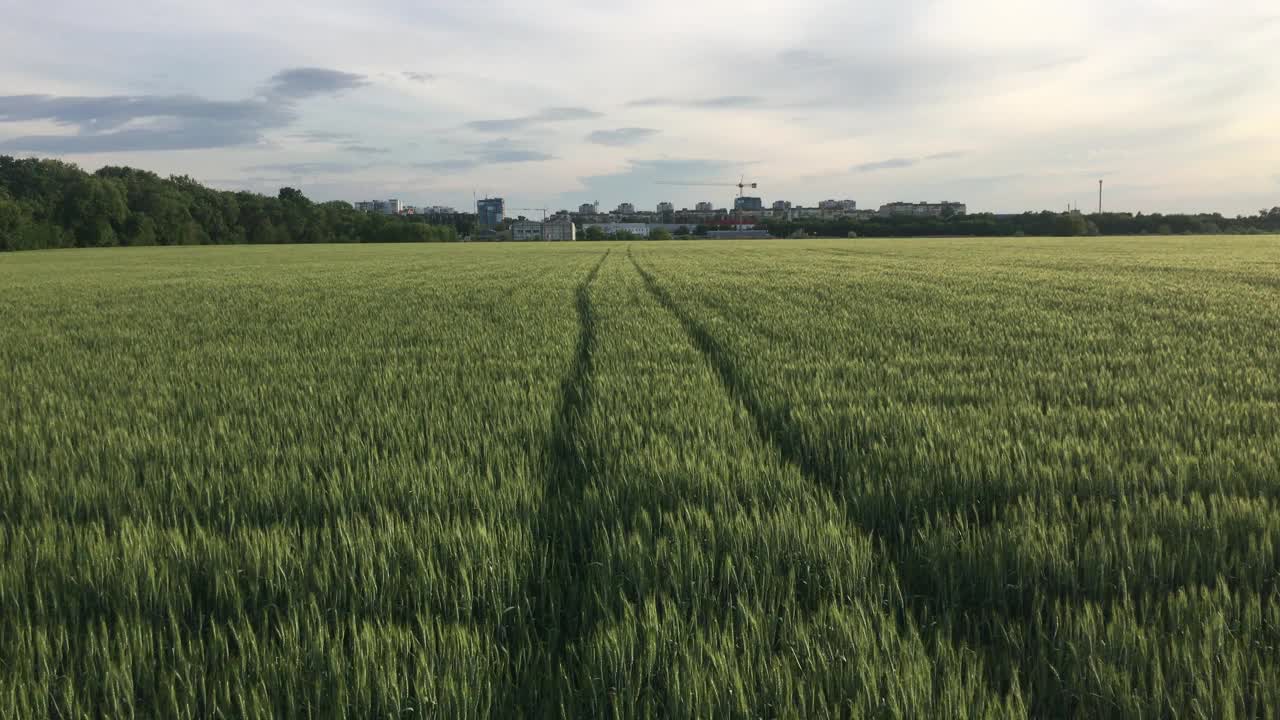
[477,198,505,228]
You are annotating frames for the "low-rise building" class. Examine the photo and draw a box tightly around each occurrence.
[512,220,544,241]
[544,216,576,241]
[819,199,858,212]
[786,207,825,220]
[587,222,650,238]
[354,199,401,215]
[879,201,967,217]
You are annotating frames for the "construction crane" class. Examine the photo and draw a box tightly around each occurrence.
[655,176,760,228]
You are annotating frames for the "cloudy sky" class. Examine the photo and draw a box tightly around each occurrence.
[2,0,1278,214]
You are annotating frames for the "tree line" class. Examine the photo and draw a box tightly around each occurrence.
[757,208,1280,240]
[6,155,1278,251]
[0,156,462,251]
[574,211,1280,242]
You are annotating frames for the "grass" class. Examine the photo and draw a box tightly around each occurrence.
[1,237,1278,718]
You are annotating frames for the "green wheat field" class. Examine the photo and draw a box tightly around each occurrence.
[2,237,1279,718]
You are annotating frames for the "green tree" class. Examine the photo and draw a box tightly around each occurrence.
[251,218,284,245]
[0,188,29,251]
[649,228,672,241]
[173,175,241,244]
[1052,213,1089,237]
[97,166,197,245]
[62,175,127,247]
[583,226,606,241]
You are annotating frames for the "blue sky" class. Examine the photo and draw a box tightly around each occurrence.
[1,0,1278,214]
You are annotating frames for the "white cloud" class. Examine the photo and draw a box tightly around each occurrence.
[586,128,660,147]
[0,0,1277,214]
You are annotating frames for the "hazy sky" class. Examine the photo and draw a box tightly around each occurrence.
[2,0,1278,214]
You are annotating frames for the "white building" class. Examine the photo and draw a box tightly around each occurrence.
[510,218,578,241]
[587,222,650,238]
[544,217,576,241]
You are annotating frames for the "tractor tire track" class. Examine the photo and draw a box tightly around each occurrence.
[500,249,610,718]
[625,246,1018,707]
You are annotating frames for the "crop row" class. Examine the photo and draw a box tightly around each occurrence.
[2,238,1278,717]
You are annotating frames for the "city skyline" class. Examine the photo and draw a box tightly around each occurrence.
[2,1,1278,216]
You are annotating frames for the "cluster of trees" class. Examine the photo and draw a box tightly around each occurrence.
[759,209,1280,239]
[0,156,461,251]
